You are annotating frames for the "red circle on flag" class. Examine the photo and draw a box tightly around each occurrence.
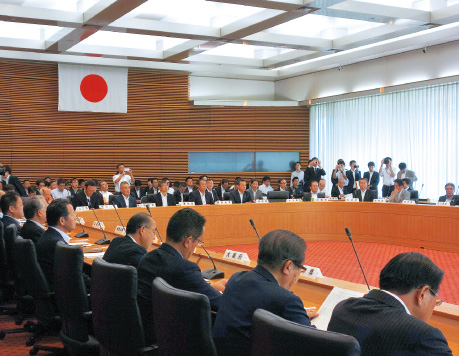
[80,74,108,103]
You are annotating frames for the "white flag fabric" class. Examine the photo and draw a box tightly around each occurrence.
[58,64,128,113]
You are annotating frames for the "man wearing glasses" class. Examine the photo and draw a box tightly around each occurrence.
[137,208,227,346]
[212,230,319,356]
[328,252,451,355]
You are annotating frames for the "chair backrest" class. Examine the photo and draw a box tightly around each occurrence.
[13,237,57,326]
[223,192,231,201]
[251,309,361,356]
[151,277,217,356]
[183,192,190,202]
[4,224,18,277]
[108,194,117,205]
[91,258,145,356]
[54,242,90,342]
[0,220,8,282]
[140,196,148,204]
[267,191,289,200]
[410,190,419,203]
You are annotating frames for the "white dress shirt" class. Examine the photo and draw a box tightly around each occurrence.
[123,194,130,207]
[291,170,304,183]
[259,184,273,194]
[200,191,207,205]
[161,192,168,206]
[113,174,131,192]
[239,191,244,203]
[51,188,71,200]
[381,167,394,186]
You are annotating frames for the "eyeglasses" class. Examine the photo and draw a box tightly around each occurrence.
[417,285,443,306]
[283,259,306,273]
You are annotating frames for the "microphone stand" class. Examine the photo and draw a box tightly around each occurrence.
[146,205,163,243]
[200,244,225,280]
[74,213,89,238]
[91,207,110,245]
[249,219,261,241]
[345,227,370,292]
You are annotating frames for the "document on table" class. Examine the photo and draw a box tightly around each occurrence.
[84,252,105,259]
[311,287,364,330]
[69,242,92,247]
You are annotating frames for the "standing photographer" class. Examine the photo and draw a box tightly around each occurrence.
[379,157,395,198]
[345,160,361,194]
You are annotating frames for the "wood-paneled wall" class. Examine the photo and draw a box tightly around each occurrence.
[0,59,309,189]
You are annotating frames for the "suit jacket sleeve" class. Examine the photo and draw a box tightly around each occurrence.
[417,327,452,355]
[229,191,238,203]
[181,262,222,311]
[281,293,312,327]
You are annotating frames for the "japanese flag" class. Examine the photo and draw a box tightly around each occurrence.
[58,64,128,113]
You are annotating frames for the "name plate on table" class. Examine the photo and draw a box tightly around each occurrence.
[255,199,269,203]
[286,198,302,203]
[402,200,415,204]
[345,198,359,202]
[92,221,105,230]
[215,200,232,205]
[75,206,89,211]
[436,202,449,206]
[223,250,250,263]
[373,198,387,203]
[179,202,195,206]
[329,197,338,201]
[99,205,115,209]
[301,265,324,279]
[115,226,126,234]
[138,203,156,208]
[76,217,85,225]
[315,198,329,202]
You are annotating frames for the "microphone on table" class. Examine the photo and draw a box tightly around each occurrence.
[113,204,125,230]
[419,183,424,198]
[200,243,225,280]
[90,205,110,245]
[345,227,370,292]
[146,205,163,243]
[249,219,261,241]
[74,213,89,238]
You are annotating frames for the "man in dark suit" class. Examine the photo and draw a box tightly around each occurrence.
[303,181,325,201]
[331,177,349,199]
[216,179,230,200]
[438,183,459,206]
[273,178,289,193]
[145,178,159,195]
[0,165,27,197]
[137,208,227,345]
[363,161,380,198]
[21,196,47,243]
[72,180,104,209]
[189,178,214,205]
[0,191,23,232]
[113,181,137,208]
[328,252,452,356]
[345,160,361,194]
[229,178,251,204]
[174,182,187,204]
[130,179,145,203]
[103,213,156,268]
[36,199,77,290]
[304,157,326,192]
[289,177,303,199]
[213,230,318,356]
[68,178,80,197]
[207,179,219,202]
[185,176,195,193]
[353,178,375,202]
[148,180,175,206]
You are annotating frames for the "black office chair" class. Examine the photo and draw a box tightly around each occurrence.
[108,194,118,205]
[223,192,231,201]
[54,242,99,356]
[13,238,64,355]
[251,309,361,356]
[410,190,419,204]
[151,277,217,356]
[183,192,190,202]
[91,258,156,356]
[0,220,15,305]
[140,196,149,204]
[267,191,289,202]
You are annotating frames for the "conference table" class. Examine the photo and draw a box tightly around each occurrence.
[74,201,459,354]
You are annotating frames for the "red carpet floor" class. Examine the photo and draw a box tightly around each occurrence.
[208,241,459,306]
[0,310,63,356]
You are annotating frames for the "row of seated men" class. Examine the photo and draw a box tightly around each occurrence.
[0,191,453,356]
[2,161,459,206]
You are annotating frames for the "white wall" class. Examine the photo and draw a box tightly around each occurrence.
[190,76,275,101]
[274,40,459,102]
